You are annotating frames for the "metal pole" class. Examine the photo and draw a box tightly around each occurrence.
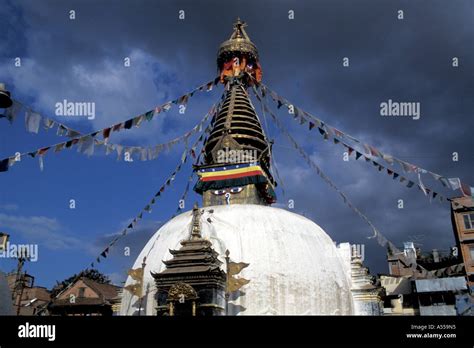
[225,249,230,315]
[137,256,147,316]
[138,297,142,316]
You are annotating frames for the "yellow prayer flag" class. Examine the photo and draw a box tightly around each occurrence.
[228,262,249,276]
[124,283,142,298]
[227,277,250,293]
[127,267,144,282]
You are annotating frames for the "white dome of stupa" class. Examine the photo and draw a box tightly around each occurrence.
[120,204,354,315]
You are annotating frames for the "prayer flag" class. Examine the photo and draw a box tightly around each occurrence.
[67,129,81,138]
[145,110,154,121]
[25,110,41,133]
[448,178,461,191]
[5,101,21,123]
[0,158,9,172]
[124,119,133,129]
[43,118,55,130]
[461,182,474,198]
[103,127,111,141]
[57,125,68,136]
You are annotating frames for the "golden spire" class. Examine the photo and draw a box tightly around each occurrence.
[193,19,275,207]
[217,18,259,70]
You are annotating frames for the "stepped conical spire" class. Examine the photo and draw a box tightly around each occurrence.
[204,82,270,169]
[209,19,269,170]
[194,20,276,207]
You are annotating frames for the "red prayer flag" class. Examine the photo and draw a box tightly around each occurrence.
[103,127,111,140]
[37,147,50,156]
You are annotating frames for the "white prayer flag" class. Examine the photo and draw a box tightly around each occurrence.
[25,110,41,134]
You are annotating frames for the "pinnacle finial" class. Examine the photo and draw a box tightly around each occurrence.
[231,17,249,40]
[235,17,244,27]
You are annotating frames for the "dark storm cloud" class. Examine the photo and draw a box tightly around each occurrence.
[2,0,473,275]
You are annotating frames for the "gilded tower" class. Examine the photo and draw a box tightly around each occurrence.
[194,19,276,206]
[122,20,355,316]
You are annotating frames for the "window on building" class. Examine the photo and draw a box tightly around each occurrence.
[78,287,85,298]
[470,247,474,261]
[418,294,431,306]
[430,294,444,305]
[463,213,474,230]
[444,293,455,305]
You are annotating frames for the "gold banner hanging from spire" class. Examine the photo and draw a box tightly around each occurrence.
[228,262,249,276]
[127,267,144,282]
[227,276,250,293]
[124,259,146,299]
[225,249,250,294]
[124,283,143,298]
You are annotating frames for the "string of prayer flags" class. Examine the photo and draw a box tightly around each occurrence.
[260,93,400,253]
[349,150,450,203]
[256,81,474,203]
[397,159,417,173]
[255,83,454,209]
[171,172,195,219]
[11,100,85,139]
[89,101,218,268]
[90,151,188,268]
[0,100,216,173]
[3,77,218,165]
[361,152,448,200]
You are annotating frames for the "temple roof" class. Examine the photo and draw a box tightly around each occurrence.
[152,204,225,279]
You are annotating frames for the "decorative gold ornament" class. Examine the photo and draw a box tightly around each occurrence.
[168,282,198,301]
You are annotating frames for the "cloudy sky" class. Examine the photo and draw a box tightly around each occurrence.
[0,0,472,289]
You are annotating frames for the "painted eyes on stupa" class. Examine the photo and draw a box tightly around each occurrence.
[230,187,243,194]
[212,187,243,195]
[213,189,227,195]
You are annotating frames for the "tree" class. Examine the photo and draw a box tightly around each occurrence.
[50,269,110,298]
